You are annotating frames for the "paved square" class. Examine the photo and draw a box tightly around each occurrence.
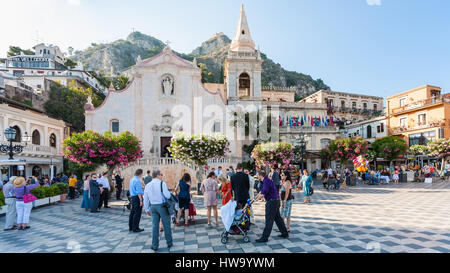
[1,181,450,253]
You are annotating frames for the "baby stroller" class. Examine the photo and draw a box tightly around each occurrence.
[123,191,132,212]
[220,199,254,244]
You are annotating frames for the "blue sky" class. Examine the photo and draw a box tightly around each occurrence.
[1,0,449,98]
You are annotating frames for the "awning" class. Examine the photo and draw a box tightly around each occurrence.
[0,160,26,166]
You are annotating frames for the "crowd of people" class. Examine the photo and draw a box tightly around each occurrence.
[122,162,319,250]
[3,159,449,250]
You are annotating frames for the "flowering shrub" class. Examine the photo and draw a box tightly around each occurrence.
[62,130,143,172]
[427,139,450,175]
[251,142,293,168]
[409,145,429,155]
[427,139,450,158]
[326,137,369,164]
[371,136,407,162]
[168,133,231,166]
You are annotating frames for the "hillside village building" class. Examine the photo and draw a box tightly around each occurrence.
[0,43,107,95]
[85,5,339,187]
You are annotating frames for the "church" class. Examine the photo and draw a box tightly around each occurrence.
[85,5,338,172]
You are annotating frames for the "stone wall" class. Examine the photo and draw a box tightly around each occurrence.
[3,84,48,111]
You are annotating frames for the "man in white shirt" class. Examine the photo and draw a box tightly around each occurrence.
[327,167,333,176]
[143,169,173,252]
[98,173,111,209]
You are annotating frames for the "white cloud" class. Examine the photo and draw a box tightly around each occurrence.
[68,0,81,5]
[366,0,381,6]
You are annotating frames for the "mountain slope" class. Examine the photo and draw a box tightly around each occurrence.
[72,31,330,99]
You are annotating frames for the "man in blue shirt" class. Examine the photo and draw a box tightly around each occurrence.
[129,169,145,233]
[254,170,289,243]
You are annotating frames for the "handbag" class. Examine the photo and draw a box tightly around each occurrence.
[160,181,170,209]
[23,186,38,203]
[310,187,314,195]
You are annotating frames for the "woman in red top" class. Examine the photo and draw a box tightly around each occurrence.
[218,173,232,205]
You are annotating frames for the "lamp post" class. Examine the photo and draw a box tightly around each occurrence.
[0,127,31,176]
[293,133,308,171]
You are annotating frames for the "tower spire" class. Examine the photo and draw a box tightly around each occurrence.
[230,4,255,52]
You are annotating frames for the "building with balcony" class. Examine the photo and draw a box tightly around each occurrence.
[342,116,387,143]
[386,85,450,146]
[0,43,107,95]
[300,90,384,125]
[0,96,70,181]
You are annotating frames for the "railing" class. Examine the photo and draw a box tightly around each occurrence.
[390,121,447,135]
[391,96,450,115]
[227,51,259,59]
[0,142,61,157]
[329,107,382,116]
[279,126,339,132]
[125,157,242,171]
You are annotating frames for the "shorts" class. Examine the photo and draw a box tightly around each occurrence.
[280,199,293,218]
[178,197,190,210]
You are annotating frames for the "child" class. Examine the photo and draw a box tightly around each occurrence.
[188,202,197,223]
[393,170,399,185]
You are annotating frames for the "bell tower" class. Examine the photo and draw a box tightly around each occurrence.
[225,4,263,102]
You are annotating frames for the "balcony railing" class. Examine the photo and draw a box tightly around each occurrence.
[391,96,450,115]
[329,107,383,116]
[389,121,447,135]
[0,142,61,157]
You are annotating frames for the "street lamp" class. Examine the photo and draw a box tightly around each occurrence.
[0,127,30,160]
[293,133,308,171]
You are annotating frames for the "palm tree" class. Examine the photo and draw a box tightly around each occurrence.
[113,75,130,90]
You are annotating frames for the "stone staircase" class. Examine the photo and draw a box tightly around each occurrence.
[117,157,242,190]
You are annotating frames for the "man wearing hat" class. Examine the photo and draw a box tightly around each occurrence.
[3,176,17,231]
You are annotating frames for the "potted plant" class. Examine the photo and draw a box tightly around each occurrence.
[30,187,50,208]
[0,192,6,215]
[49,185,61,203]
[55,183,69,203]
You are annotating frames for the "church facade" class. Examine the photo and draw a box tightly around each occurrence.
[85,5,338,171]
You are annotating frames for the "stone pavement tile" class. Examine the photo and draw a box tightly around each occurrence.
[198,247,214,253]
[212,245,227,252]
[431,246,450,253]
[126,246,143,253]
[273,249,290,253]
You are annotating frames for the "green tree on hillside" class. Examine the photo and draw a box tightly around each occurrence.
[200,63,214,83]
[7,46,34,57]
[64,58,77,69]
[44,82,105,132]
[113,75,130,90]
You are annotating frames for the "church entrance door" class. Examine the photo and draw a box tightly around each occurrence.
[161,137,172,158]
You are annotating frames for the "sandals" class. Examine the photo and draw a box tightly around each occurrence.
[185,223,189,227]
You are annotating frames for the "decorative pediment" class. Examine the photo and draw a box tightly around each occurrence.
[138,47,196,69]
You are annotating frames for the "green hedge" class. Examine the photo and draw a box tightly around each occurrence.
[0,191,5,207]
[30,185,63,199]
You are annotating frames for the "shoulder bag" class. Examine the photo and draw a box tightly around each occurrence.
[23,186,38,203]
[160,181,170,209]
